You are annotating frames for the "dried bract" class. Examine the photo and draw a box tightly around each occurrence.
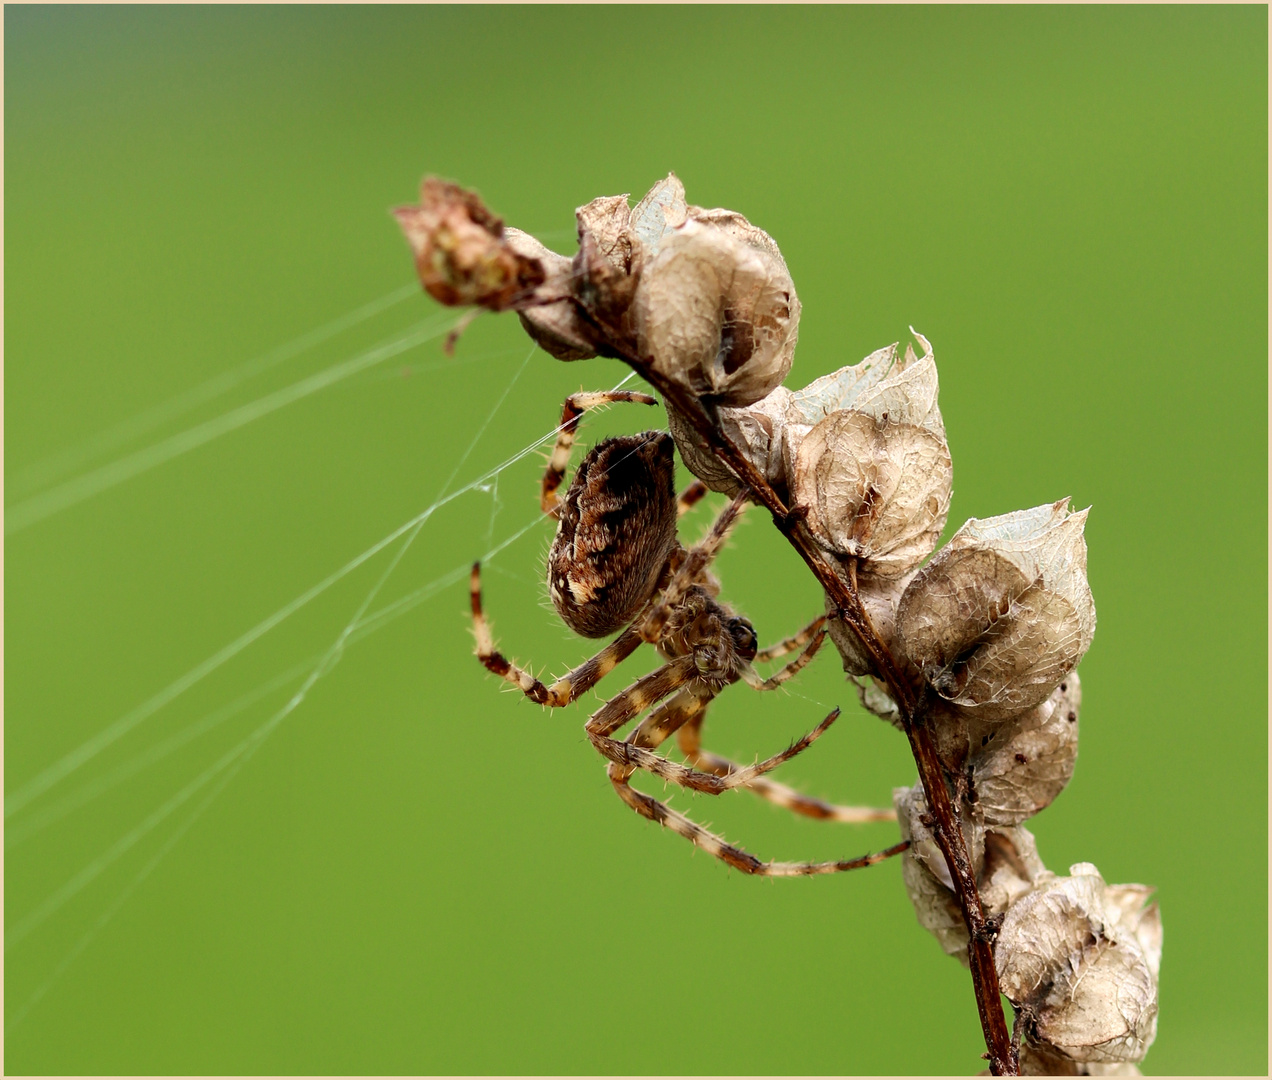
[635,215,799,407]
[997,864,1160,1065]
[973,674,1081,826]
[792,409,951,574]
[395,178,545,310]
[896,500,1096,719]
[896,781,1050,963]
[504,229,600,361]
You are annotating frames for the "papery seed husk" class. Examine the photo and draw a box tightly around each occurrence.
[973,673,1081,825]
[895,784,969,960]
[504,229,599,361]
[824,565,911,678]
[665,387,793,498]
[792,410,951,575]
[897,503,1096,720]
[634,217,799,407]
[996,864,1159,1064]
[895,782,984,894]
[577,193,636,269]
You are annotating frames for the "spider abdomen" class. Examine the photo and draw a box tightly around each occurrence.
[548,431,679,638]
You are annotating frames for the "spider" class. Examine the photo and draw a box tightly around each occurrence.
[470,390,905,876]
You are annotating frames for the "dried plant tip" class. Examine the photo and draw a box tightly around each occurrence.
[896,500,1097,719]
[996,863,1161,1064]
[395,178,545,310]
[635,216,799,407]
[792,409,952,575]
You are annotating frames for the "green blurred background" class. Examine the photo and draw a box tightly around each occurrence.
[5,7,1266,1075]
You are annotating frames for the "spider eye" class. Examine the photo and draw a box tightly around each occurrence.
[728,617,758,660]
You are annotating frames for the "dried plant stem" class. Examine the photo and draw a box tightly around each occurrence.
[629,369,1017,1075]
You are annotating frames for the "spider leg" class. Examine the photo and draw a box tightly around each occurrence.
[541,390,658,516]
[675,479,709,518]
[587,681,843,795]
[590,668,906,875]
[675,711,897,824]
[741,624,828,692]
[607,760,907,876]
[471,563,643,707]
[640,491,749,643]
[755,615,826,663]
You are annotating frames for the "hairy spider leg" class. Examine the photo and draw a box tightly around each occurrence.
[583,660,907,875]
[470,562,644,707]
[675,713,896,824]
[675,479,709,518]
[584,661,840,794]
[640,492,749,644]
[540,390,658,516]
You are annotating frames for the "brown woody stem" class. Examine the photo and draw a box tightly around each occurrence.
[631,374,1016,1075]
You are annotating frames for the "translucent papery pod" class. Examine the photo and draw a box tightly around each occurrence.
[635,216,800,407]
[972,673,1081,826]
[896,500,1097,720]
[783,331,946,444]
[791,409,952,575]
[666,385,793,498]
[825,564,917,677]
[504,228,601,361]
[896,781,1050,963]
[997,864,1161,1066]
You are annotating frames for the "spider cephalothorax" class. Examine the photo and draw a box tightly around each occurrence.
[471,390,903,876]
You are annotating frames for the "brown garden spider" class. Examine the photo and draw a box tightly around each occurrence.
[470,390,905,876]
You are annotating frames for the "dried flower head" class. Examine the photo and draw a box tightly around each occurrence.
[896,500,1097,719]
[394,178,545,309]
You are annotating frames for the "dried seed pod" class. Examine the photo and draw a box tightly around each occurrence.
[895,781,985,893]
[634,215,799,407]
[394,178,545,310]
[979,825,1050,917]
[665,385,793,498]
[996,863,1161,1065]
[504,229,600,361]
[896,782,1049,963]
[895,782,970,959]
[972,673,1081,825]
[855,675,902,729]
[791,409,952,574]
[824,564,915,677]
[896,500,1097,719]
